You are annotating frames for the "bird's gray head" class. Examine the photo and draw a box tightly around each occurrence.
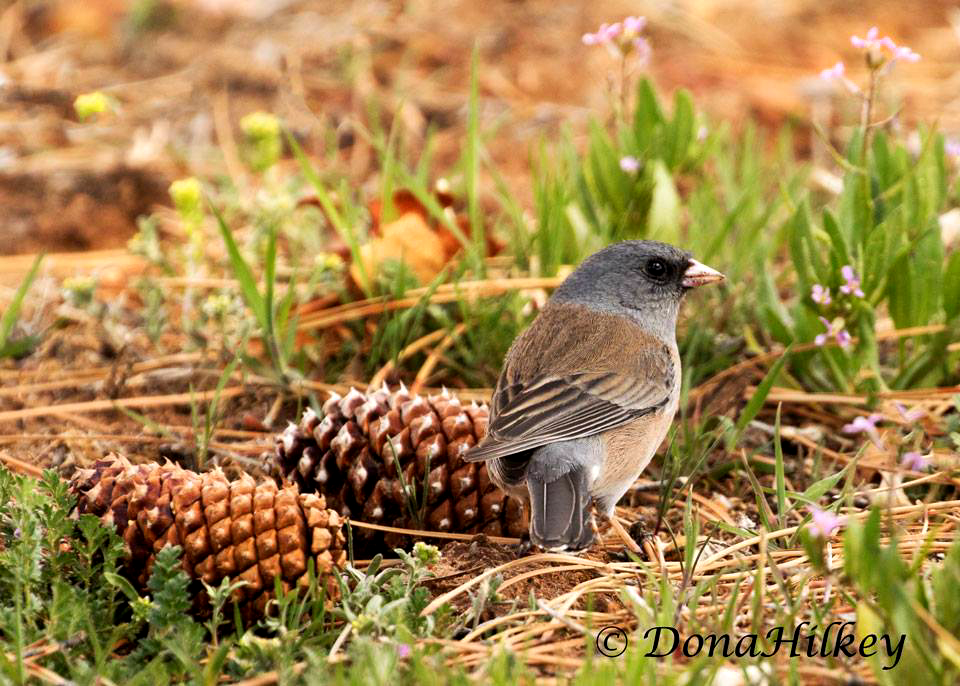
[550,240,724,338]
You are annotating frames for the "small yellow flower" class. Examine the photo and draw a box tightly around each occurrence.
[240,111,281,140]
[62,276,95,293]
[240,111,282,171]
[202,293,233,320]
[74,92,111,121]
[169,178,204,228]
[169,177,202,214]
[316,252,344,271]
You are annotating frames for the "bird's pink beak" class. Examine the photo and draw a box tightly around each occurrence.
[682,259,725,288]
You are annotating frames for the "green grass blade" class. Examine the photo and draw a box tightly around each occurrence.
[114,405,178,441]
[774,403,787,530]
[285,131,370,294]
[211,203,266,329]
[0,253,43,352]
[262,225,280,380]
[377,105,402,225]
[395,167,472,250]
[740,452,776,532]
[735,346,791,437]
[212,357,240,412]
[264,226,276,332]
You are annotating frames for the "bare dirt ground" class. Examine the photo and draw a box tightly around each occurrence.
[2,0,958,258]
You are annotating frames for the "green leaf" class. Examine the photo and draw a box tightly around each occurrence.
[760,304,793,345]
[795,463,849,505]
[735,346,791,437]
[647,160,679,240]
[944,250,960,320]
[0,253,43,355]
[633,79,664,152]
[788,202,815,290]
[264,224,277,338]
[821,208,850,269]
[211,205,266,329]
[933,537,960,636]
[863,216,896,298]
[774,404,787,529]
[740,454,776,532]
[871,133,895,191]
[887,225,943,328]
[664,89,694,170]
[104,572,141,604]
[585,121,627,224]
[286,131,370,294]
[0,336,41,360]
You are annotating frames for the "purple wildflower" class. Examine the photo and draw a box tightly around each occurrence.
[881,37,921,63]
[815,316,852,349]
[901,451,931,472]
[851,27,882,51]
[396,643,412,659]
[622,15,646,34]
[839,265,864,297]
[946,139,960,160]
[895,402,926,423]
[582,22,622,46]
[842,413,883,433]
[697,125,708,142]
[583,16,650,61]
[818,61,859,95]
[631,36,652,64]
[842,413,885,448]
[850,28,920,68]
[815,317,831,346]
[808,506,844,539]
[603,22,623,41]
[620,155,640,173]
[820,61,845,80]
[811,284,832,305]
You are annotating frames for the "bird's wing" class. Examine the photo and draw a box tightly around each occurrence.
[465,369,671,462]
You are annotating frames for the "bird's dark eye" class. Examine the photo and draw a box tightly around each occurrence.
[643,258,669,281]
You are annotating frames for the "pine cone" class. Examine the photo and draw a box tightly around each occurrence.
[70,454,347,620]
[273,385,527,552]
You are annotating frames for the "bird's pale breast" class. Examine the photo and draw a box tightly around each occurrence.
[592,344,681,515]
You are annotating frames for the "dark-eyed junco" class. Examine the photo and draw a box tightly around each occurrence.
[465,240,724,551]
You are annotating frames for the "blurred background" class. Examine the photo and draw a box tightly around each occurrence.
[1,0,958,257]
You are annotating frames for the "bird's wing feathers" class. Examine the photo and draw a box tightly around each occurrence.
[467,303,676,464]
[465,369,671,462]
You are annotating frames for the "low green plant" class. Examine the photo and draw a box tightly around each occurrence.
[0,254,43,360]
[0,468,132,682]
[332,543,448,646]
[214,204,299,385]
[799,509,960,684]
[189,356,241,468]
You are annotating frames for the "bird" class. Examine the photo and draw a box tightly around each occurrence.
[464,240,724,552]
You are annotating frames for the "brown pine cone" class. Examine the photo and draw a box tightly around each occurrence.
[70,454,347,620]
[273,384,528,552]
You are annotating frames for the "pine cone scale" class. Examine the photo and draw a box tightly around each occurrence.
[272,385,529,554]
[69,455,347,621]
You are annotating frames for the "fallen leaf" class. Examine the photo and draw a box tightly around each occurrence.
[368,189,428,231]
[350,211,448,287]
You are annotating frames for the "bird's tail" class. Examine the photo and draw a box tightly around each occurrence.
[526,466,594,551]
